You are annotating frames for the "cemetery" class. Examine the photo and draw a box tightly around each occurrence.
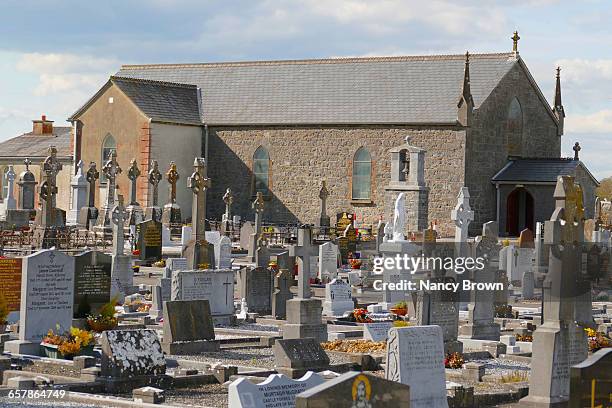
[0,14,611,408]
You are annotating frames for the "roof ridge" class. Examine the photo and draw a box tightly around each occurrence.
[512,157,577,162]
[111,75,198,89]
[120,52,516,70]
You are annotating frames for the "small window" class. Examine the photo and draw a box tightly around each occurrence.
[101,134,116,183]
[352,147,372,200]
[253,146,270,195]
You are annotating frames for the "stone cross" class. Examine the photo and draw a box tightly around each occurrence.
[188,157,211,241]
[166,161,179,204]
[573,142,581,160]
[318,180,330,227]
[289,226,318,299]
[24,158,31,172]
[111,194,127,256]
[451,187,474,244]
[5,165,16,210]
[511,30,520,53]
[86,162,99,207]
[39,146,62,226]
[148,160,163,207]
[252,191,265,235]
[102,150,121,210]
[127,158,141,206]
[223,188,233,221]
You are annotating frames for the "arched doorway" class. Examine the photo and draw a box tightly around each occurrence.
[506,187,534,236]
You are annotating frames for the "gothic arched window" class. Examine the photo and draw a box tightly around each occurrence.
[101,134,116,182]
[352,147,372,200]
[507,98,523,157]
[253,146,270,195]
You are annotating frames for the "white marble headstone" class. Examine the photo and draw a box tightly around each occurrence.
[363,321,393,342]
[318,242,338,281]
[322,279,354,317]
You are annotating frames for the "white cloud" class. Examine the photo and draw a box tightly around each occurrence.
[566,109,612,134]
[555,58,612,84]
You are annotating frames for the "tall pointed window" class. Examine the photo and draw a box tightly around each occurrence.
[507,98,523,157]
[101,134,116,183]
[253,146,270,195]
[352,147,372,200]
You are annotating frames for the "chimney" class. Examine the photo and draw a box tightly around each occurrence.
[32,115,54,135]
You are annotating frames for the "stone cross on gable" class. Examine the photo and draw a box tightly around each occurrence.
[111,194,126,256]
[573,142,581,161]
[451,187,474,244]
[4,165,16,210]
[23,158,32,172]
[148,160,163,207]
[39,146,62,226]
[102,150,121,209]
[127,158,141,206]
[86,162,99,207]
[252,191,265,234]
[223,188,233,220]
[166,161,179,204]
[289,226,318,299]
[188,157,211,240]
[319,180,330,227]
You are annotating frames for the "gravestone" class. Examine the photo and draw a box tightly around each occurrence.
[240,221,254,252]
[0,258,22,316]
[110,194,133,300]
[5,250,74,356]
[33,147,65,248]
[272,269,293,319]
[229,372,325,408]
[96,150,121,234]
[74,251,112,316]
[78,161,99,229]
[319,242,339,282]
[318,180,330,227]
[248,192,265,262]
[322,279,354,317]
[18,158,37,210]
[100,329,165,379]
[67,161,88,225]
[363,322,393,342]
[216,235,233,269]
[165,258,188,279]
[161,161,181,232]
[2,165,16,212]
[569,348,612,408]
[239,267,273,315]
[149,285,163,321]
[183,158,214,269]
[338,225,357,265]
[386,326,447,408]
[451,187,474,258]
[274,338,330,379]
[171,269,235,324]
[295,371,411,408]
[136,219,162,262]
[162,300,219,354]
[145,160,163,222]
[221,187,233,231]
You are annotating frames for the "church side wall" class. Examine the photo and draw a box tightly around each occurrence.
[465,63,561,235]
[207,126,466,237]
[149,122,203,220]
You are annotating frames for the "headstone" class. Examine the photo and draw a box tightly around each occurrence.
[239,267,273,315]
[161,300,219,354]
[17,158,37,210]
[385,326,447,408]
[569,349,612,408]
[78,161,99,229]
[165,258,188,279]
[66,161,88,225]
[2,165,16,214]
[318,242,339,282]
[274,338,330,378]
[136,219,162,262]
[0,258,22,319]
[318,180,330,227]
[149,285,163,320]
[145,160,163,222]
[451,187,474,257]
[337,224,357,264]
[125,158,144,226]
[289,227,318,299]
[240,221,254,252]
[322,279,354,317]
[295,371,411,408]
[363,322,393,342]
[375,222,386,254]
[248,192,265,261]
[181,225,193,247]
[33,147,64,247]
[229,372,325,408]
[96,150,121,233]
[272,269,293,319]
[161,161,181,230]
[100,329,165,378]
[221,187,233,230]
[160,277,172,302]
[171,269,235,324]
[217,235,233,269]
[74,251,112,315]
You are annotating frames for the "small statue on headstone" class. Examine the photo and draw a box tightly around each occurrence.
[391,192,406,242]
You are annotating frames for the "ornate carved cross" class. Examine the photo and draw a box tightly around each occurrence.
[86,162,99,207]
[102,150,121,208]
[127,158,141,206]
[223,188,233,219]
[188,157,211,240]
[166,161,179,204]
[148,160,163,207]
[111,194,126,256]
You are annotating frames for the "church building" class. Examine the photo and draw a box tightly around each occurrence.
[68,34,598,237]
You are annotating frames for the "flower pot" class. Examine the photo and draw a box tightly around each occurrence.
[41,343,61,359]
[41,343,95,360]
[389,308,407,316]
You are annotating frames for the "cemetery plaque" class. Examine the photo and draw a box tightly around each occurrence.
[386,326,447,408]
[74,251,111,313]
[137,219,162,261]
[0,258,22,312]
[100,329,165,378]
[363,322,393,342]
[20,250,75,341]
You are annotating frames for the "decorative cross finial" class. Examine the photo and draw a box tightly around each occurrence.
[512,31,520,53]
[23,158,32,172]
[556,66,561,79]
[252,191,265,214]
[573,142,581,160]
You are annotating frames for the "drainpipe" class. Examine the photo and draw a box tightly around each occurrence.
[495,183,500,225]
[204,123,209,164]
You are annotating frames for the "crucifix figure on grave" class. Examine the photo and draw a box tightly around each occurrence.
[289,226,318,299]
[166,161,179,205]
[111,194,126,256]
[319,180,330,227]
[127,158,141,206]
[102,150,121,211]
[39,146,62,226]
[86,162,99,207]
[148,160,163,207]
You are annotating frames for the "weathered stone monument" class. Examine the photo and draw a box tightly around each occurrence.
[248,192,265,262]
[33,146,65,248]
[161,161,182,232]
[318,180,330,227]
[161,300,219,353]
[136,218,163,262]
[238,266,273,315]
[274,338,330,379]
[521,176,589,407]
[183,158,215,269]
[96,150,121,234]
[272,269,293,319]
[318,241,339,282]
[125,158,144,226]
[3,164,16,212]
[145,160,163,222]
[78,161,99,229]
[285,226,327,342]
[17,158,37,210]
[322,278,354,317]
[110,194,133,300]
[6,162,34,227]
[451,187,474,259]
[67,161,87,226]
[221,187,233,233]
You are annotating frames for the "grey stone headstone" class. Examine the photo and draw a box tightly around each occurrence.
[20,250,75,342]
[111,254,133,300]
[165,257,188,279]
[363,322,393,342]
[163,300,215,343]
[217,236,232,269]
[272,269,293,319]
[239,267,273,315]
[100,329,165,378]
[274,338,330,370]
[240,222,254,251]
[569,349,612,408]
[136,219,162,261]
[171,269,235,322]
[74,250,112,315]
[318,242,338,281]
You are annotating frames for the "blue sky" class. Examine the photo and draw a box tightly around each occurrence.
[0,0,611,178]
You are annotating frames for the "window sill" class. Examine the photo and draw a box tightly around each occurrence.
[351,199,374,206]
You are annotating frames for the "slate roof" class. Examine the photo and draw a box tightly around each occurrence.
[0,127,72,159]
[113,53,520,125]
[491,158,586,183]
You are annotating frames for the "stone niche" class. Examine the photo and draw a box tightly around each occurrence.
[385,136,429,233]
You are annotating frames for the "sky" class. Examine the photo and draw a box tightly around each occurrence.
[0,0,611,179]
